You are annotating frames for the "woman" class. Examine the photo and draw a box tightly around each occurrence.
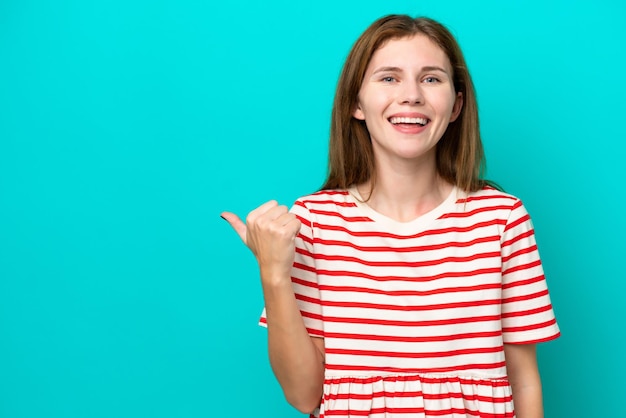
[222,14,559,418]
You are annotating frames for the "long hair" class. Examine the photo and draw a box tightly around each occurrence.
[321,15,489,193]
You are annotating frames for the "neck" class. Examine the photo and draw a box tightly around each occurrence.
[357,155,453,222]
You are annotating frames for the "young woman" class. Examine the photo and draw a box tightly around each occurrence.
[222,14,559,418]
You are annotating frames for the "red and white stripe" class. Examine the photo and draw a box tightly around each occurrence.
[260,186,559,417]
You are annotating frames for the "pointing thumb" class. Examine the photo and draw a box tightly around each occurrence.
[220,211,247,244]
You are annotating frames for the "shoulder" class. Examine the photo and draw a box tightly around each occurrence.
[444,186,531,232]
[294,189,352,205]
[291,188,366,225]
[457,186,525,212]
[462,185,521,202]
[292,189,354,212]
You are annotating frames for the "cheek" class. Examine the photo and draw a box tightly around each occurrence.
[433,94,458,117]
[356,96,377,119]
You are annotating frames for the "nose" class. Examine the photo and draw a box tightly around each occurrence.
[400,80,423,104]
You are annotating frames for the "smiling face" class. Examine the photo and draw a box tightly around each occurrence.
[353,34,463,167]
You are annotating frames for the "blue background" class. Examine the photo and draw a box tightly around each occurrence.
[1,1,624,417]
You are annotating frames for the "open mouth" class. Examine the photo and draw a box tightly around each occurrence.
[389,116,430,127]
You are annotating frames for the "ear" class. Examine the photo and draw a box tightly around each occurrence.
[449,91,463,123]
[353,101,365,120]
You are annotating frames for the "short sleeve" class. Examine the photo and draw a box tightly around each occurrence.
[259,199,324,337]
[500,199,560,344]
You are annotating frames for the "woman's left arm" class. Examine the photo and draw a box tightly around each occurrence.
[504,343,544,418]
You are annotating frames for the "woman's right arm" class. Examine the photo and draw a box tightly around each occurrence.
[222,201,325,413]
[264,276,325,412]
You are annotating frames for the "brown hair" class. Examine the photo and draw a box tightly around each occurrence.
[321,14,489,193]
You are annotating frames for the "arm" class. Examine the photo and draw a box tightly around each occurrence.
[263,274,325,412]
[504,343,543,418]
[222,201,325,413]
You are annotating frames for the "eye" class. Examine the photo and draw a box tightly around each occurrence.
[381,76,397,83]
[423,76,441,84]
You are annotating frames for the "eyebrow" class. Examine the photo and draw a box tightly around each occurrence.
[372,65,449,75]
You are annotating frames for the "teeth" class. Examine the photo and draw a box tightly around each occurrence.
[390,117,428,125]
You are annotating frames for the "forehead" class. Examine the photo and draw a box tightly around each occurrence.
[367,35,452,73]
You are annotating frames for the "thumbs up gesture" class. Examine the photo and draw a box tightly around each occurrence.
[221,200,302,283]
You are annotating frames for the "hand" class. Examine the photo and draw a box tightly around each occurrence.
[221,200,302,281]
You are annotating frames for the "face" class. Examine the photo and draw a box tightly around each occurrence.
[354,35,463,166]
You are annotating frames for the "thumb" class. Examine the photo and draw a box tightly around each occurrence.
[221,211,247,244]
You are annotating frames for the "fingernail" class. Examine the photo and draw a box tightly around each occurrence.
[220,215,227,221]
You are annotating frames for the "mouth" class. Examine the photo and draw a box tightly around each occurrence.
[388,116,430,127]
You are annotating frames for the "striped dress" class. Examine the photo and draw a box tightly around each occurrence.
[260,186,560,417]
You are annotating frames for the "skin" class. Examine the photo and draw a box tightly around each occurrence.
[504,344,545,418]
[222,34,544,417]
[354,35,462,168]
[353,35,463,221]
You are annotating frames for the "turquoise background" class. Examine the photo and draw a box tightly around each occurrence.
[1,0,624,417]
